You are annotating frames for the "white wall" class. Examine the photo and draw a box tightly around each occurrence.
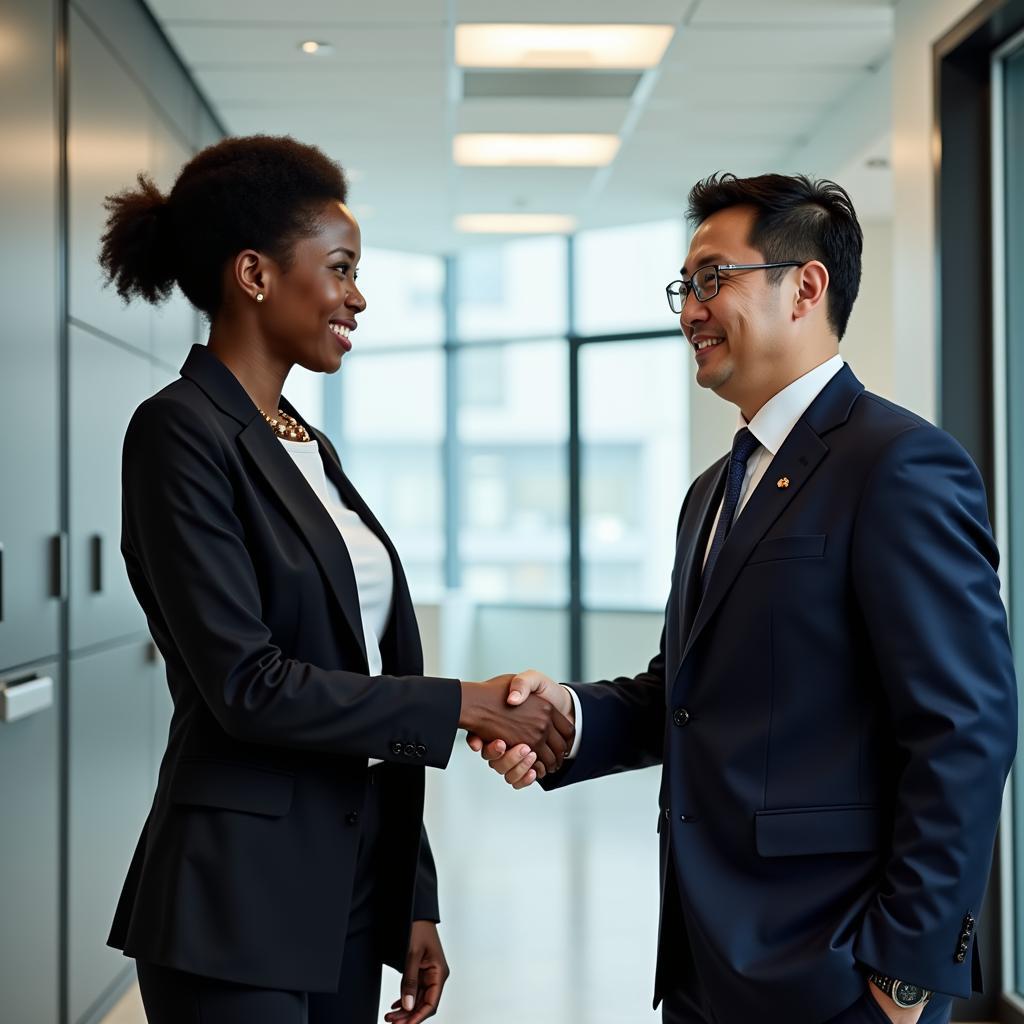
[892,0,984,421]
[844,218,895,399]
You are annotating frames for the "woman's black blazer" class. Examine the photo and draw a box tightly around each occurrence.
[107,344,462,992]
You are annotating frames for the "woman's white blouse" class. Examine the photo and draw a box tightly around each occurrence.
[278,441,395,765]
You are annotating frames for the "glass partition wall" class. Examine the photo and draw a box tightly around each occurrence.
[325,221,687,684]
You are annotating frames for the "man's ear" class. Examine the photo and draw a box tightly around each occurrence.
[792,260,829,322]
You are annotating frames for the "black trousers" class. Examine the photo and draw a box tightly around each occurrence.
[137,769,385,1024]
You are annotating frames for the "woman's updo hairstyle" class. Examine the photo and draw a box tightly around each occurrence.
[99,134,348,318]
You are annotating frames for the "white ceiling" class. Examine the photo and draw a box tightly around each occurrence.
[145,0,895,254]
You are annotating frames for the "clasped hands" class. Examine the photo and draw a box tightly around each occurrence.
[460,670,569,785]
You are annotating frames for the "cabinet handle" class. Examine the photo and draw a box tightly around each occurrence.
[0,674,54,724]
[51,532,68,600]
[0,542,4,623]
[90,534,103,593]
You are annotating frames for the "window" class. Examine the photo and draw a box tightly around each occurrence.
[455,236,568,341]
[338,349,445,599]
[574,220,686,336]
[329,226,687,679]
[580,338,689,611]
[353,247,444,349]
[457,341,568,603]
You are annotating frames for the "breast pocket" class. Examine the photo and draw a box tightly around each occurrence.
[747,534,827,565]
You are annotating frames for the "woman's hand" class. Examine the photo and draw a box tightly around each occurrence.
[458,674,574,776]
[384,920,449,1024]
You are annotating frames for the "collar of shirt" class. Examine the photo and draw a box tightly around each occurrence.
[738,353,846,455]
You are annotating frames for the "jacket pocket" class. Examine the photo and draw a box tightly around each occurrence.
[747,534,826,565]
[169,758,294,817]
[754,804,880,857]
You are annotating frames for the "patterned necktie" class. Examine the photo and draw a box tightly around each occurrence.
[701,427,761,596]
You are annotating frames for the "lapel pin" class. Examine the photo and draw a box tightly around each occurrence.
[777,476,790,489]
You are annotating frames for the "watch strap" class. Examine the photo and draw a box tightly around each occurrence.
[868,973,931,1008]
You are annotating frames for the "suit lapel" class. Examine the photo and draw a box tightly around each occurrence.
[677,364,865,670]
[237,420,370,670]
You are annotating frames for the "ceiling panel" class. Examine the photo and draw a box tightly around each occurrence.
[632,106,816,142]
[218,104,446,138]
[453,167,597,209]
[193,67,450,103]
[453,0,693,25]
[456,98,632,134]
[163,23,447,67]
[648,66,865,109]
[149,0,446,24]
[663,25,889,69]
[689,0,893,28]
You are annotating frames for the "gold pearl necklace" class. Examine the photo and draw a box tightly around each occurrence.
[259,407,311,443]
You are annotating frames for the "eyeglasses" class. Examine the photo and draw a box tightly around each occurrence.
[665,262,803,314]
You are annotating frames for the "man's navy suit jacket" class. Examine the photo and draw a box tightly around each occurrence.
[545,365,1017,1023]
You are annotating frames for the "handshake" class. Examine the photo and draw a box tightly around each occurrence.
[457,670,573,784]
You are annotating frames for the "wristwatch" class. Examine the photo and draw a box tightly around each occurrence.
[868,973,931,1008]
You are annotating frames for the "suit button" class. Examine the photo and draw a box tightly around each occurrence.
[663,808,671,821]
[416,744,427,757]
[391,742,403,755]
[346,812,359,825]
[673,708,690,727]
[965,918,975,933]
[404,744,416,756]
[955,952,966,963]
[680,814,697,823]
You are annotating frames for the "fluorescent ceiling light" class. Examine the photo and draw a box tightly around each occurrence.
[456,213,578,234]
[456,24,674,69]
[454,133,620,167]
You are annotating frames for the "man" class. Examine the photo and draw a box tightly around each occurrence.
[470,174,1017,1024]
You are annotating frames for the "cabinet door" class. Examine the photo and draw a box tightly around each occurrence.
[67,7,152,354]
[68,641,154,1024]
[150,123,196,371]
[0,661,60,1024]
[69,326,151,651]
[0,0,61,671]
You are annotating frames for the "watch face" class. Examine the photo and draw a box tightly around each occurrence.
[893,982,925,1007]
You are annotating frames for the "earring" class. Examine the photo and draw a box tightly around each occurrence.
[255,292,265,303]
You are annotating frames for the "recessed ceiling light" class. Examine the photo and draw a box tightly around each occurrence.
[454,133,620,167]
[456,24,674,69]
[299,40,334,56]
[456,213,578,234]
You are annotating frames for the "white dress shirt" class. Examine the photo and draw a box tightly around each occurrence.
[701,354,845,569]
[565,354,845,759]
[279,437,394,766]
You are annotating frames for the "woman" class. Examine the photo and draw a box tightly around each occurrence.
[99,135,573,1024]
